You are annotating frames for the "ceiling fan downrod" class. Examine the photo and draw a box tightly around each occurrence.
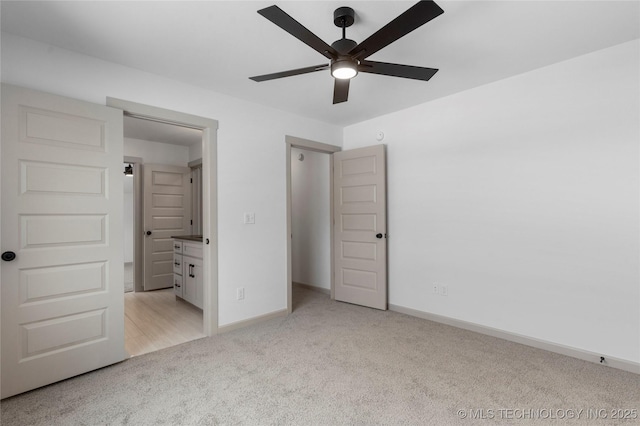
[331,7,356,54]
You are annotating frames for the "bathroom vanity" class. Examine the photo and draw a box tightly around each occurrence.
[172,235,203,309]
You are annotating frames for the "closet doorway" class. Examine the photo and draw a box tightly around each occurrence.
[286,136,341,312]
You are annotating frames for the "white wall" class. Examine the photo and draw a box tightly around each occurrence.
[189,141,203,163]
[1,33,343,326]
[343,40,640,364]
[124,137,189,166]
[291,148,331,290]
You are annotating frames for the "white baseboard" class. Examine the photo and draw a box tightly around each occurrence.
[217,308,287,334]
[389,304,639,375]
[293,281,331,295]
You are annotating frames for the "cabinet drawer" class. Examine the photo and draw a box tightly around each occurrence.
[183,242,203,259]
[173,254,183,275]
[173,274,183,297]
[173,240,183,254]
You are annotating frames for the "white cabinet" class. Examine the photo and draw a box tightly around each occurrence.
[173,239,203,309]
[183,256,203,309]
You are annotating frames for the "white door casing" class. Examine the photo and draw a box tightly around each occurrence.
[0,84,127,399]
[107,98,218,336]
[143,164,191,291]
[334,144,387,310]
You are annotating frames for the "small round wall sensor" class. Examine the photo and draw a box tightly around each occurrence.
[298,153,304,161]
[376,131,385,141]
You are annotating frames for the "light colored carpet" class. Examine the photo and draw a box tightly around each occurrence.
[1,286,638,425]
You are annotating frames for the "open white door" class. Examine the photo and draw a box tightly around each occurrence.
[1,84,127,398]
[333,145,387,310]
[143,164,191,291]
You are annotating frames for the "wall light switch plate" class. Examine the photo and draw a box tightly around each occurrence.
[244,212,255,224]
[440,285,448,296]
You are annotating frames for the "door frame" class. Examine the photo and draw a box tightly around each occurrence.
[108,98,219,336]
[285,135,341,313]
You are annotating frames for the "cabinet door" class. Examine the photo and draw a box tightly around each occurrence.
[183,256,203,308]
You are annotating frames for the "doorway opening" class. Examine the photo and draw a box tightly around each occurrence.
[121,116,205,356]
[286,136,341,313]
[108,97,219,357]
[123,160,137,294]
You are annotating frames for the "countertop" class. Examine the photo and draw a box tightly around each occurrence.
[171,235,203,242]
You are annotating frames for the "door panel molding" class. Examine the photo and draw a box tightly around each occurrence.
[143,163,191,291]
[1,83,127,399]
[333,144,387,310]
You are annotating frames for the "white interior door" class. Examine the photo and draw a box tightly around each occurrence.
[333,145,387,310]
[1,84,127,398]
[143,164,191,291]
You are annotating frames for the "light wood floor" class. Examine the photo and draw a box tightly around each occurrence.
[125,289,205,357]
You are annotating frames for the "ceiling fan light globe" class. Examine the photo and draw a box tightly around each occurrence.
[331,61,358,79]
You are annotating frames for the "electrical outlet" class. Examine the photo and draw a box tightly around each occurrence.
[237,287,245,301]
[440,284,449,297]
[433,284,439,294]
[244,212,255,224]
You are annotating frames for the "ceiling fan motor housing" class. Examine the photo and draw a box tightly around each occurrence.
[331,38,357,55]
[330,41,359,79]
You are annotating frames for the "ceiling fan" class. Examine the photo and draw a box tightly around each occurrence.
[249,0,444,104]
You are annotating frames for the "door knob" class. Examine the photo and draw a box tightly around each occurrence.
[2,251,16,261]
[376,233,383,239]
[145,231,152,236]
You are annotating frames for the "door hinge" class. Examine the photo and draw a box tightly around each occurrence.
[190,220,193,225]
[190,178,193,183]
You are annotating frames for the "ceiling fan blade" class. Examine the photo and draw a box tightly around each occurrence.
[333,79,350,104]
[358,60,438,81]
[258,5,338,60]
[250,64,329,82]
[349,0,444,60]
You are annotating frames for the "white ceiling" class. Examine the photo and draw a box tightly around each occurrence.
[124,116,202,146]
[2,1,638,127]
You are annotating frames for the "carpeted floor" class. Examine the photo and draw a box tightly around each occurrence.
[1,286,638,425]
